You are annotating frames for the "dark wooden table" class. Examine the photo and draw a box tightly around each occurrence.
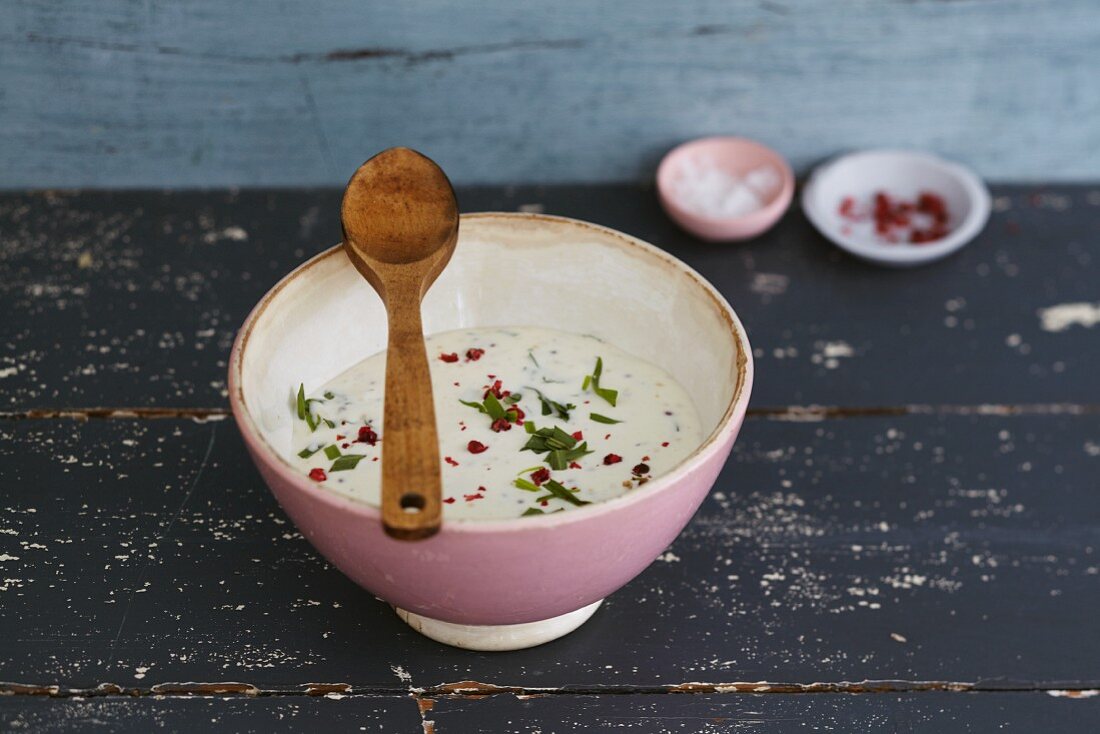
[2,186,1098,732]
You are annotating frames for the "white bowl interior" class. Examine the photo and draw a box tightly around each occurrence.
[238,214,745,467]
[803,150,990,265]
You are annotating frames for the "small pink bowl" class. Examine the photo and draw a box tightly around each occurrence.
[657,136,794,242]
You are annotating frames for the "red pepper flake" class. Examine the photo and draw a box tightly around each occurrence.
[464,488,486,502]
[571,431,584,441]
[569,461,582,469]
[341,443,350,449]
[444,456,459,467]
[308,468,327,482]
[465,347,485,362]
[603,453,622,465]
[661,441,670,447]
[604,433,611,440]
[483,379,508,400]
[372,457,379,462]
[453,381,460,387]
[632,463,650,476]
[335,434,345,441]
[839,196,857,219]
[540,499,549,507]
[642,455,651,462]
[467,440,488,454]
[841,190,952,245]
[357,425,378,446]
[440,352,459,363]
[490,417,512,433]
[511,405,525,425]
[443,497,456,504]
[531,467,551,486]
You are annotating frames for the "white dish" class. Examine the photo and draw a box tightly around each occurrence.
[801,150,991,267]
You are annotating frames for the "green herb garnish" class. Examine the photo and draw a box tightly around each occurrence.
[298,445,322,459]
[323,391,335,400]
[323,444,342,460]
[522,426,593,470]
[460,391,522,424]
[536,479,591,506]
[330,454,366,472]
[513,478,540,492]
[589,412,621,424]
[522,425,579,452]
[296,383,333,432]
[581,357,618,407]
[522,506,563,517]
[296,384,307,420]
[527,387,575,421]
[527,350,539,367]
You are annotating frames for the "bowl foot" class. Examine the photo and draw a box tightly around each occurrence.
[394,600,603,651]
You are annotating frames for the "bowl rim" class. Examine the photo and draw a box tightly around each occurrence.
[228,212,754,533]
[800,148,992,266]
[656,135,795,227]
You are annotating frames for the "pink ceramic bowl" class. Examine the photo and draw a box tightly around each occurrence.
[228,213,753,647]
[657,136,794,242]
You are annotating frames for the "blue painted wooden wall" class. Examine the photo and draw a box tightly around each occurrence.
[1,1,1097,187]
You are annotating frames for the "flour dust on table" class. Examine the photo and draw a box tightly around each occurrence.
[289,326,703,520]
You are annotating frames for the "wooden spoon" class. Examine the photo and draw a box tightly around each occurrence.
[341,147,459,540]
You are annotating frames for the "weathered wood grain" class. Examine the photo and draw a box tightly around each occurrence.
[422,691,1100,733]
[2,691,1096,733]
[0,694,420,733]
[1,1,1099,186]
[2,413,1097,689]
[2,186,1098,410]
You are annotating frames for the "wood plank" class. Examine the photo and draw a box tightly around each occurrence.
[0,694,420,733]
[2,186,1098,409]
[2,412,1097,689]
[2,1,1099,186]
[422,691,1100,733]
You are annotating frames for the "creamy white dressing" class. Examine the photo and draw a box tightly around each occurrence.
[288,326,703,520]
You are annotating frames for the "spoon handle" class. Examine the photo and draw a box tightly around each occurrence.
[380,289,443,539]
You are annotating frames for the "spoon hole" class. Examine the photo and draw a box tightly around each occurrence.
[400,493,426,513]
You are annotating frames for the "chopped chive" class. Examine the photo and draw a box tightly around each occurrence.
[522,507,545,516]
[589,412,621,424]
[322,418,335,429]
[460,398,487,414]
[330,454,366,472]
[513,478,540,492]
[527,350,539,367]
[540,479,590,506]
[323,445,341,460]
[546,443,592,470]
[524,420,537,434]
[516,465,544,475]
[296,384,307,420]
[483,393,506,420]
[526,387,575,421]
[582,357,618,407]
[298,445,321,459]
[323,391,335,400]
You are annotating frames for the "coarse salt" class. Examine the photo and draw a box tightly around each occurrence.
[669,157,780,219]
